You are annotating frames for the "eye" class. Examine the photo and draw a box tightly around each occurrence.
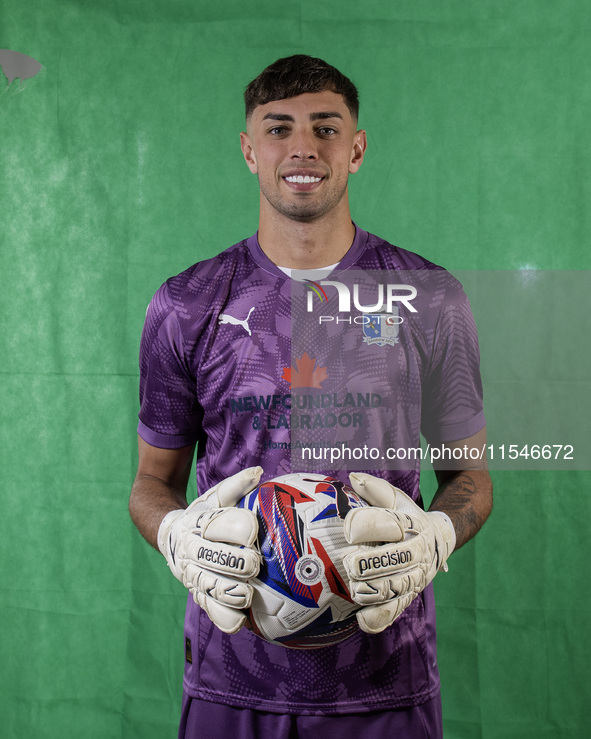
[268,126,288,136]
[317,126,337,137]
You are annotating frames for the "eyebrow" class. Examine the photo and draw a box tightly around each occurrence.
[261,111,344,122]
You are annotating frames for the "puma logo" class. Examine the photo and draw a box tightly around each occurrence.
[218,307,255,336]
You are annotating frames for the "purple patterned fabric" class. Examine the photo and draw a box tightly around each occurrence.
[178,691,443,738]
[138,225,484,714]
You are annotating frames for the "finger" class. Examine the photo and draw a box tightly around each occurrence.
[217,466,264,507]
[355,593,417,634]
[198,507,259,548]
[344,507,406,544]
[391,487,425,518]
[348,472,399,508]
[184,565,254,609]
[194,591,247,634]
[184,538,261,579]
[199,466,263,508]
[348,569,426,605]
[343,537,426,581]
[349,473,419,518]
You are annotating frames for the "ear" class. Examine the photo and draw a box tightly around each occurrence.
[240,131,258,174]
[349,129,367,174]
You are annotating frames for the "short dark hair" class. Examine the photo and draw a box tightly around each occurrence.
[244,55,359,121]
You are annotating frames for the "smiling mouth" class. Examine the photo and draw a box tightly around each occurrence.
[284,175,323,184]
[282,173,325,193]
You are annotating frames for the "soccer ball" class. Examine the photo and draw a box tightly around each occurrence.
[237,473,368,649]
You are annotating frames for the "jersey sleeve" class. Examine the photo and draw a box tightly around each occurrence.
[137,281,202,449]
[420,277,486,444]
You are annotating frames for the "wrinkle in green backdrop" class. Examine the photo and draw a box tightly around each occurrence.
[1,1,590,737]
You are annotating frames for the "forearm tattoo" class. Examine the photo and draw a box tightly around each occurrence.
[429,471,493,550]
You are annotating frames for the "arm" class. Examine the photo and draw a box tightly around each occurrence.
[129,435,262,634]
[428,427,493,550]
[343,430,492,633]
[129,436,195,550]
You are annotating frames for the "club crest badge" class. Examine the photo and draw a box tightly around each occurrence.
[362,310,400,347]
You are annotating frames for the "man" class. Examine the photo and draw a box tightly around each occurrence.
[129,55,492,738]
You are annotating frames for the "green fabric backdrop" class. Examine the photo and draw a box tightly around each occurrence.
[1,1,590,737]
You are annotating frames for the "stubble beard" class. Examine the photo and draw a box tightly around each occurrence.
[259,175,349,224]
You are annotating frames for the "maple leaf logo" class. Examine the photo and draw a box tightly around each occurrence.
[282,353,328,389]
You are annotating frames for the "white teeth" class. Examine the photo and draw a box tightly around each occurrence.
[285,175,322,184]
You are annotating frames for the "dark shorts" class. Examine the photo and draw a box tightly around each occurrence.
[178,692,443,739]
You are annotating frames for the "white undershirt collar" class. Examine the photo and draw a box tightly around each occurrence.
[277,263,339,281]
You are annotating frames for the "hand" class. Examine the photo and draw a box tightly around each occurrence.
[343,472,456,634]
[157,467,263,634]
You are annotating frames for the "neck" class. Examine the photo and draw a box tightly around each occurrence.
[257,199,356,269]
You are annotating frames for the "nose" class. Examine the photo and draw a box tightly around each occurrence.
[290,127,318,160]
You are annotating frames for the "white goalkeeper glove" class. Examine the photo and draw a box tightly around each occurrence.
[157,467,263,635]
[343,472,456,634]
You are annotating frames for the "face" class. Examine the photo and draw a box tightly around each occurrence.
[240,90,367,223]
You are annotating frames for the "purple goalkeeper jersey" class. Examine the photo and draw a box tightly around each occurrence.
[138,225,485,714]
